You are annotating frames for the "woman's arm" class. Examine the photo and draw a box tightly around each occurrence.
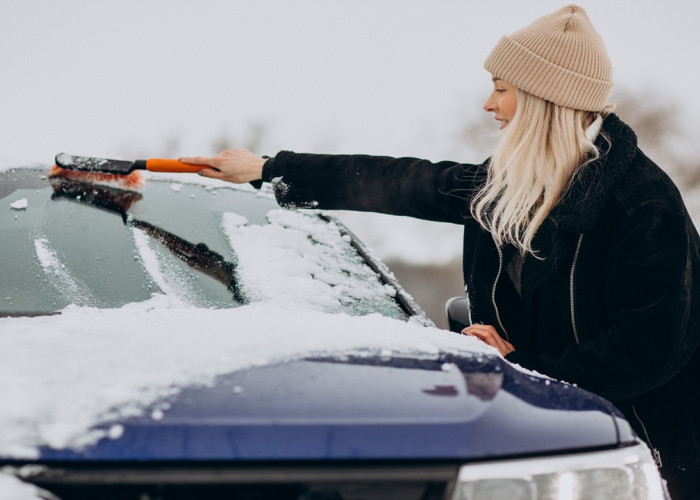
[260,151,483,224]
[183,149,487,224]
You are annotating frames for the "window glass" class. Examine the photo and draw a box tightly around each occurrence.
[1,169,406,320]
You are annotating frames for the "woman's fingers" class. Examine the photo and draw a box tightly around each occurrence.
[466,326,501,349]
[463,324,499,341]
[178,156,221,178]
[179,156,214,166]
[461,324,515,356]
[197,167,223,179]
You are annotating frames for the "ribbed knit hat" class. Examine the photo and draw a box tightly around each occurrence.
[484,4,613,112]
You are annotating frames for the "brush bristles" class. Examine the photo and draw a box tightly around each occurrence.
[49,165,144,191]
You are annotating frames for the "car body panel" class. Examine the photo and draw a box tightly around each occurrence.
[34,354,633,462]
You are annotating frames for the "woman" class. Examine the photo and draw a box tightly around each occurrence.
[182,5,699,497]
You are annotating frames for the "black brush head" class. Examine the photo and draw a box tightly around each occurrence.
[55,153,138,175]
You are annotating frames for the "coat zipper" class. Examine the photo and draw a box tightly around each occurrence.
[632,404,663,468]
[568,236,663,469]
[569,236,663,468]
[569,234,584,344]
[491,238,510,342]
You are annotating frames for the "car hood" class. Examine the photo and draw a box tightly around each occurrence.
[34,352,634,462]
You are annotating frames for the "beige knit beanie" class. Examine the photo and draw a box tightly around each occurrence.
[484,4,613,112]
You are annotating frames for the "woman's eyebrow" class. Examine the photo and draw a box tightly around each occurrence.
[492,77,502,82]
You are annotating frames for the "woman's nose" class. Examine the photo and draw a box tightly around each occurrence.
[483,95,496,112]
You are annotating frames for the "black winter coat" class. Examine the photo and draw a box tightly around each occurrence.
[262,114,700,498]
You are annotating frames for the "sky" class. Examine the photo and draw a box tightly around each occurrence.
[2,0,699,164]
[2,0,699,262]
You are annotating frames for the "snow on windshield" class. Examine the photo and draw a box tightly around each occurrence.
[34,238,98,307]
[223,209,403,316]
[131,227,207,307]
[0,295,495,459]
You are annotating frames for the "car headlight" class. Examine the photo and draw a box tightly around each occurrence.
[453,442,668,500]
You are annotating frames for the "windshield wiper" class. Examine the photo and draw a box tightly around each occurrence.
[49,176,246,304]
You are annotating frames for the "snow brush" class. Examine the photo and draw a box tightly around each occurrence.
[55,153,207,175]
[52,153,212,190]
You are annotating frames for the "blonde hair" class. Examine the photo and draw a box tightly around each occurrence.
[471,89,602,255]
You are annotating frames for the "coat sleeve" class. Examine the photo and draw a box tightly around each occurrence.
[262,151,486,224]
[506,201,700,402]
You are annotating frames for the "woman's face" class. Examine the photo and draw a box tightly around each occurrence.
[483,77,517,130]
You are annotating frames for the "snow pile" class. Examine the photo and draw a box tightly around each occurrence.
[223,209,402,316]
[9,199,28,210]
[0,296,494,458]
[34,238,97,308]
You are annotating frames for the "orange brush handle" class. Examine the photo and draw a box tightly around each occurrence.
[145,159,205,173]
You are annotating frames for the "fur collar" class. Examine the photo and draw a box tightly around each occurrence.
[550,113,639,233]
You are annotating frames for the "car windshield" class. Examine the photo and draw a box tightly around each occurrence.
[0,167,408,320]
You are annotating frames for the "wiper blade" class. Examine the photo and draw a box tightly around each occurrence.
[49,176,246,304]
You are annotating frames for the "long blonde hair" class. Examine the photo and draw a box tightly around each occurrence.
[471,89,602,255]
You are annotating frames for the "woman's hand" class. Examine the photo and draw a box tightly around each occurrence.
[179,149,266,184]
[462,324,515,357]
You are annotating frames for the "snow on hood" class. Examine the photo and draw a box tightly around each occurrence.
[0,470,48,500]
[0,296,495,459]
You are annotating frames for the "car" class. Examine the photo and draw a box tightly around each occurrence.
[0,165,667,499]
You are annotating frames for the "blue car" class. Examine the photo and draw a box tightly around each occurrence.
[0,166,667,499]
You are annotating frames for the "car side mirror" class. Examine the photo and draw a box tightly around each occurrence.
[446,296,472,333]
